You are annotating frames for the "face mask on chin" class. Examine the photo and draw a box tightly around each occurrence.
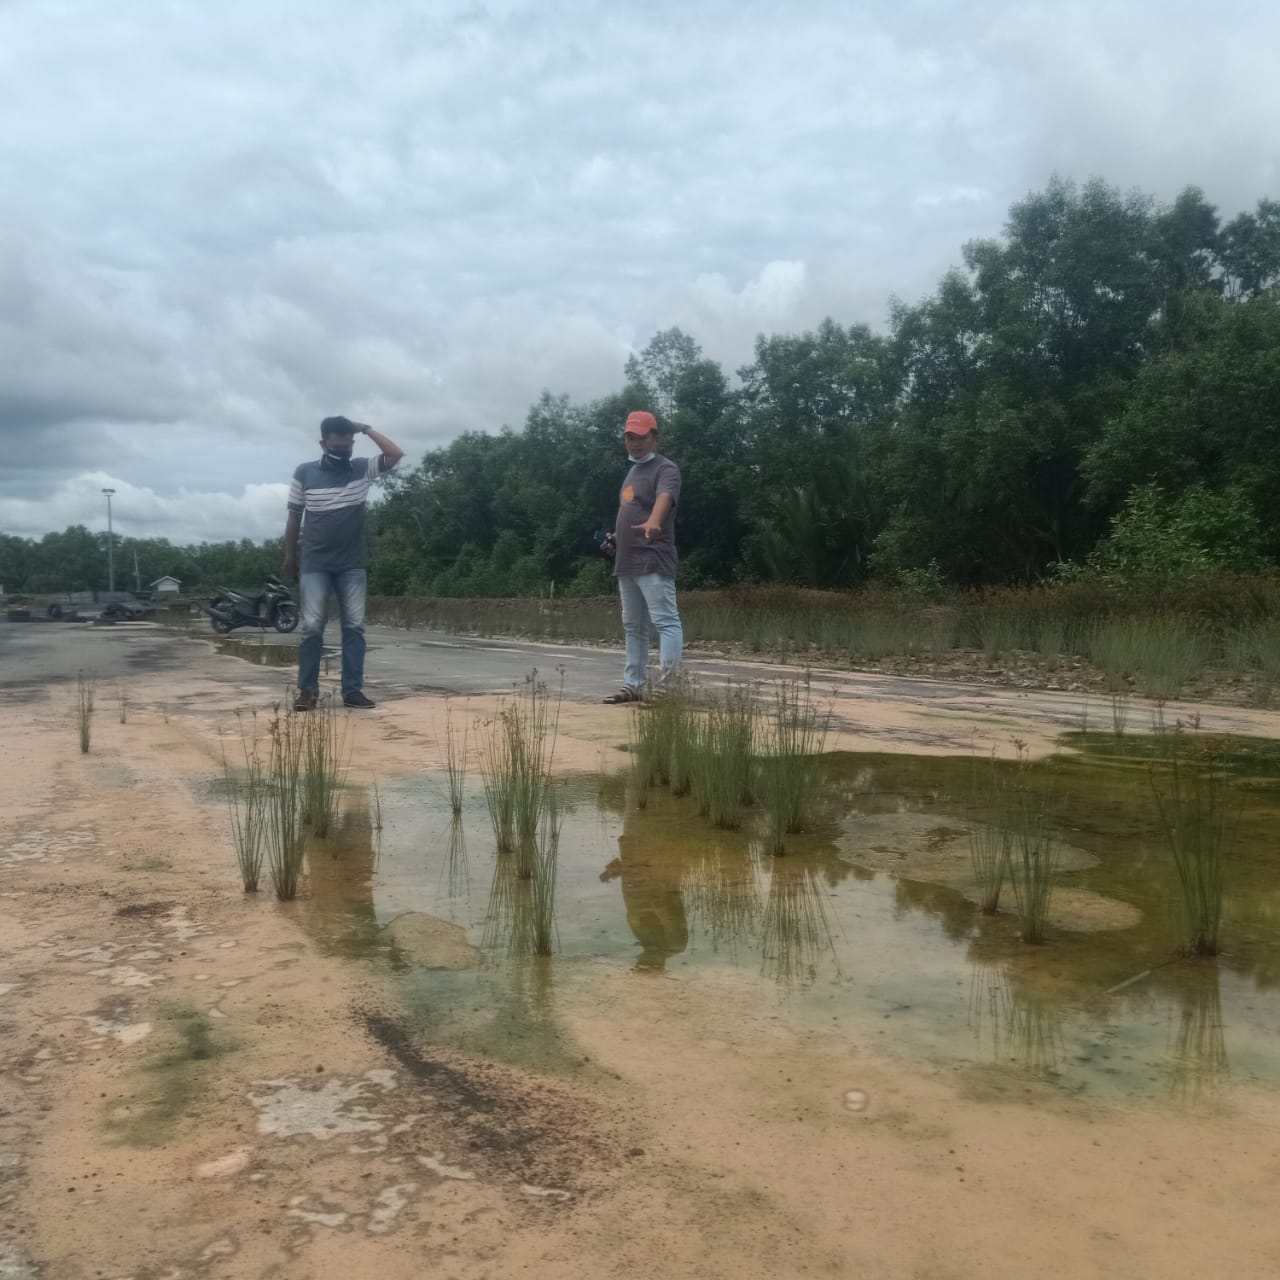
[626,446,656,463]
[324,447,353,464]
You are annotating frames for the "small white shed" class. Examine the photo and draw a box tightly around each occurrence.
[149,576,182,595]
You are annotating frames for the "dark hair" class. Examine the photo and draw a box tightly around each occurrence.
[320,415,358,437]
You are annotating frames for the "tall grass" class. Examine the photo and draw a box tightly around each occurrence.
[365,577,1280,695]
[300,694,349,838]
[482,790,560,958]
[440,700,469,815]
[758,678,830,855]
[1000,742,1060,944]
[265,709,306,900]
[478,670,563,859]
[1150,730,1239,956]
[223,711,268,892]
[968,822,1011,915]
[695,684,757,830]
[1087,614,1212,700]
[76,669,95,753]
[1007,807,1060,944]
[528,784,563,956]
[967,749,1011,913]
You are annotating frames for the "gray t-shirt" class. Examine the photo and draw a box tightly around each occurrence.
[614,454,680,578]
[287,454,387,572]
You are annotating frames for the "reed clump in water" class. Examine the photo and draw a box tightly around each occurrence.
[1150,721,1240,957]
[758,677,830,855]
[300,693,349,838]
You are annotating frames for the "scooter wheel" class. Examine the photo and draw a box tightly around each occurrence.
[273,603,299,634]
[210,616,233,634]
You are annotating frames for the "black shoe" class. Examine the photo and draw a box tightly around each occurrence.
[293,688,318,712]
[343,690,376,709]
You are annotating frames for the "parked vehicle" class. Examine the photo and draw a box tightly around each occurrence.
[201,577,299,634]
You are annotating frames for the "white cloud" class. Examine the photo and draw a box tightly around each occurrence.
[2,0,1279,540]
[0,472,290,545]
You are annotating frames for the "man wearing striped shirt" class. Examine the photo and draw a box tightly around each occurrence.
[284,415,404,711]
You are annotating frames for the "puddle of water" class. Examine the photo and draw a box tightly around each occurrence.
[269,738,1280,1101]
[214,638,304,667]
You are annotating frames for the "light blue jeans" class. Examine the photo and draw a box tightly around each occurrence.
[298,568,367,697]
[618,573,683,691]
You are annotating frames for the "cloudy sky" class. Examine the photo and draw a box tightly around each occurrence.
[2,0,1277,545]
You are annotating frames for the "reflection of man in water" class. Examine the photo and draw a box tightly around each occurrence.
[600,826,688,972]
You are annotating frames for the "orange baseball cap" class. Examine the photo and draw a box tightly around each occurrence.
[623,411,658,436]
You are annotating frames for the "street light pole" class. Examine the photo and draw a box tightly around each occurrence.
[102,488,116,594]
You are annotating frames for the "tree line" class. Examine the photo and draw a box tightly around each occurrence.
[0,526,282,596]
[6,177,1280,598]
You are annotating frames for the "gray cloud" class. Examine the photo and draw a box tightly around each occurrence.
[2,0,1278,541]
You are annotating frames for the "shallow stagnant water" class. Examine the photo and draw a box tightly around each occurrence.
[289,733,1280,1103]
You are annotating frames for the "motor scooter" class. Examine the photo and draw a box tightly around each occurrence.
[202,577,299,634]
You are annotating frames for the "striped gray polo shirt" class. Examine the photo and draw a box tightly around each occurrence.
[287,453,388,572]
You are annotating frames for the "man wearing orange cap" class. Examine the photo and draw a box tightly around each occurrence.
[601,410,684,704]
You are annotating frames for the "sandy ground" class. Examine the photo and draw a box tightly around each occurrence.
[3,634,1280,1279]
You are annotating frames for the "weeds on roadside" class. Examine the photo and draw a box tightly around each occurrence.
[300,693,349,838]
[223,710,268,892]
[115,679,129,724]
[75,669,96,754]
[1149,723,1240,956]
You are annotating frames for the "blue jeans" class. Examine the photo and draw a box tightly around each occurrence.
[618,573,683,691]
[298,568,367,697]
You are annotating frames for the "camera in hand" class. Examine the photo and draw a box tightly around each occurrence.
[593,528,617,558]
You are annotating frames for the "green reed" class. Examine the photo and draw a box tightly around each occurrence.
[691,684,757,830]
[300,693,349,838]
[1007,808,1060,944]
[1149,729,1240,956]
[758,678,830,855]
[478,669,563,857]
[223,710,268,892]
[441,699,469,815]
[265,708,306,900]
[1000,742,1060,944]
